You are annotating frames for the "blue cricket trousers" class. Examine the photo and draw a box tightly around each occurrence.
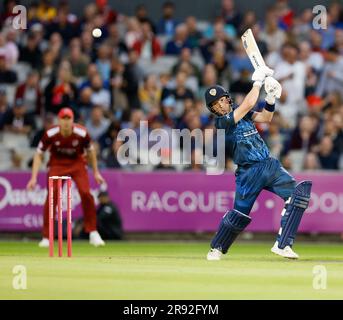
[234,157,296,215]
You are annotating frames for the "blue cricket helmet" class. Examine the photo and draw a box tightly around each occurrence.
[205,85,231,114]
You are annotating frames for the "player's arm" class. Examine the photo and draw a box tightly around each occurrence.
[26,151,44,190]
[233,84,261,123]
[87,144,105,185]
[252,76,282,123]
[27,136,49,190]
[233,66,273,124]
[87,144,99,172]
[252,105,274,123]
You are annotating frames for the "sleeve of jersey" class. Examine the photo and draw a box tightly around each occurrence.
[37,133,50,154]
[216,111,235,129]
[84,132,94,151]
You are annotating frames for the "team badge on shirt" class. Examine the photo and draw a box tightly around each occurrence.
[72,140,79,147]
[55,141,60,146]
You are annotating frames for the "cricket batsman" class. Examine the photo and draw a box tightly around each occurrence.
[205,66,312,260]
[27,108,106,247]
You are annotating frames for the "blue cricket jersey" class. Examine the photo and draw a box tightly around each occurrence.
[215,107,270,167]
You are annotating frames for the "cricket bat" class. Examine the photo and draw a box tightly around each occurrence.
[241,28,266,69]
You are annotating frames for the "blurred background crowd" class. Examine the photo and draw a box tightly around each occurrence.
[0,0,342,172]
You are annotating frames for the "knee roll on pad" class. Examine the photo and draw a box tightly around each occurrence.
[278,180,312,249]
[211,209,252,254]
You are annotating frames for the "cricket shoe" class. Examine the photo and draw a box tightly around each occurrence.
[207,248,222,261]
[271,241,299,259]
[38,238,49,248]
[89,231,105,247]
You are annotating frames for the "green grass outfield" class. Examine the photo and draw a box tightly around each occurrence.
[0,241,342,300]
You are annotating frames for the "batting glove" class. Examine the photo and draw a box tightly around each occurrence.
[264,76,282,104]
[252,66,275,88]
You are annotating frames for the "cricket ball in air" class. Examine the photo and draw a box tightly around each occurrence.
[92,28,102,38]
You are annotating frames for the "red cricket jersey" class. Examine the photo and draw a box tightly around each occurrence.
[37,124,93,168]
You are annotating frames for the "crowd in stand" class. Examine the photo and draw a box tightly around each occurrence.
[0,0,343,171]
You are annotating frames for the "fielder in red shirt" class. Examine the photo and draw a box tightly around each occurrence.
[27,108,106,247]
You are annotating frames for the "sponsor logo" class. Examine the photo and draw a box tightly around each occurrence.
[243,129,258,137]
[72,140,79,147]
[131,190,259,213]
[0,177,99,211]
